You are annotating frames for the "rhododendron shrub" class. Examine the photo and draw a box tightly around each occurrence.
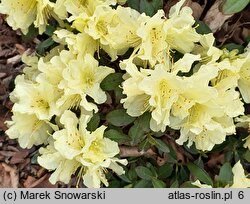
[2,0,250,188]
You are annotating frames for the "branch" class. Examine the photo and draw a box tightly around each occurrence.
[119,146,156,158]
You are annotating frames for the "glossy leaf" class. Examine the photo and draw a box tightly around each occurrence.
[218,162,233,183]
[129,112,151,145]
[195,20,212,34]
[104,129,130,143]
[157,164,173,179]
[222,0,250,15]
[106,109,135,126]
[135,166,154,180]
[127,0,163,16]
[134,179,152,188]
[152,178,166,188]
[187,162,213,186]
[86,113,100,132]
[100,73,124,91]
[37,37,55,55]
[222,43,244,54]
[155,139,170,153]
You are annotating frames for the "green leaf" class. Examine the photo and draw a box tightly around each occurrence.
[136,111,151,132]
[135,166,154,180]
[44,25,56,36]
[108,180,121,188]
[179,166,189,183]
[152,178,166,188]
[104,129,130,143]
[129,112,151,145]
[222,43,244,54]
[139,0,163,16]
[148,136,157,147]
[127,0,163,17]
[218,162,233,183]
[181,181,198,188]
[37,37,55,55]
[31,152,39,164]
[195,20,212,34]
[155,139,170,153]
[157,164,173,179]
[184,144,199,155]
[127,0,140,11]
[222,0,250,15]
[187,162,213,186]
[86,113,100,132]
[129,126,145,145]
[106,109,135,126]
[134,179,152,188]
[170,180,179,188]
[152,131,165,137]
[128,168,138,181]
[243,149,250,162]
[147,163,158,177]
[114,87,125,104]
[118,174,131,183]
[100,73,124,91]
[138,139,151,151]
[22,24,38,42]
[245,35,250,43]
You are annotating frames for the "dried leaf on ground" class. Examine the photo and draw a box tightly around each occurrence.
[24,174,57,188]
[9,149,29,164]
[0,163,19,187]
[184,0,206,20]
[203,0,233,32]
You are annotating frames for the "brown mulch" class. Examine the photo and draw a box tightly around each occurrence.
[0,1,249,188]
[0,14,58,188]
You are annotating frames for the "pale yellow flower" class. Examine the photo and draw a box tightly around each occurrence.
[192,33,223,64]
[83,158,128,188]
[0,0,54,34]
[36,50,76,87]
[164,0,200,53]
[136,10,168,66]
[42,110,127,187]
[0,0,36,34]
[34,0,54,34]
[54,29,98,56]
[21,52,40,82]
[192,180,212,188]
[12,79,60,120]
[139,64,184,132]
[170,64,218,127]
[85,5,117,45]
[229,161,250,188]
[38,142,81,184]
[244,136,250,149]
[107,6,143,53]
[178,115,235,151]
[238,53,250,103]
[120,59,151,117]
[54,0,68,20]
[171,53,201,74]
[59,54,114,112]
[52,110,122,166]
[5,112,53,149]
[235,115,250,149]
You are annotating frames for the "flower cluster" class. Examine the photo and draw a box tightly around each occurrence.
[2,0,250,187]
[120,2,250,152]
[3,0,129,188]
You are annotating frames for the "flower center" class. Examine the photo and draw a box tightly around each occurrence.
[96,20,108,36]
[158,79,173,106]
